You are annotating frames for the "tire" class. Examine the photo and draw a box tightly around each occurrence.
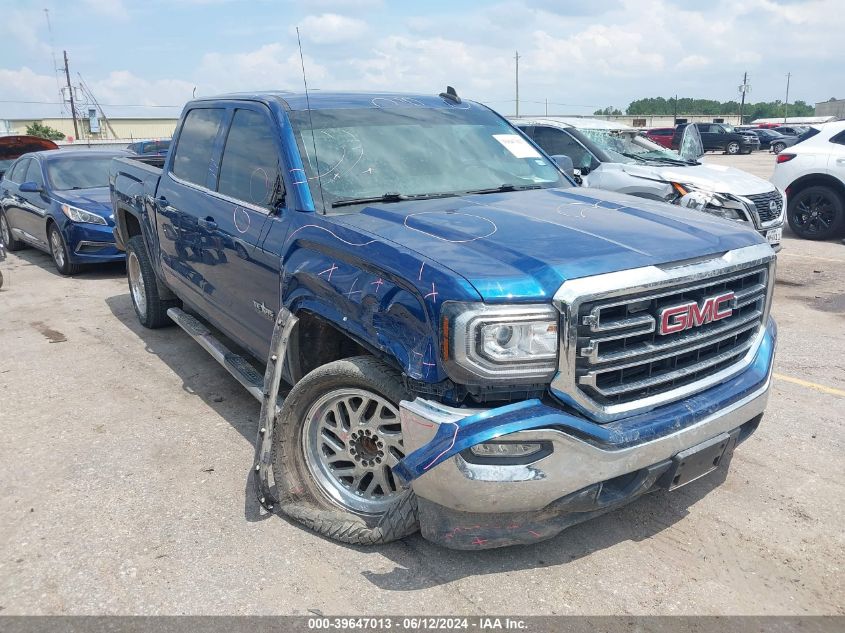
[1,210,25,251]
[48,223,81,276]
[772,142,786,154]
[726,142,740,155]
[272,355,419,545]
[786,185,845,240]
[126,235,177,328]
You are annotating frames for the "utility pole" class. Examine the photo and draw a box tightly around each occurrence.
[738,72,750,124]
[62,50,79,140]
[784,72,791,124]
[673,94,678,124]
[514,50,521,117]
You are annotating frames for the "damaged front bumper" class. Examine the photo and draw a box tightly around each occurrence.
[394,318,776,549]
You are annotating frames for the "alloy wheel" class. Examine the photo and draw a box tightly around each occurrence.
[794,193,836,236]
[50,229,65,269]
[127,251,147,318]
[302,388,406,515]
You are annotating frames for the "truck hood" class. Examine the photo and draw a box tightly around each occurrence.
[619,161,776,196]
[336,187,765,302]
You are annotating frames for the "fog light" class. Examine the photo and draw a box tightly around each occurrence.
[470,442,543,458]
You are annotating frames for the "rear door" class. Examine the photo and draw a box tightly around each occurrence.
[826,129,845,181]
[1,158,30,239]
[699,124,719,150]
[155,106,228,313]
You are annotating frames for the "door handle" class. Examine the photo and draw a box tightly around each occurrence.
[199,216,217,230]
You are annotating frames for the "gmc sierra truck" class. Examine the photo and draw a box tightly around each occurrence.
[110,90,777,549]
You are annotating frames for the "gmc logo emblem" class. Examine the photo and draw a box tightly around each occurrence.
[658,292,735,335]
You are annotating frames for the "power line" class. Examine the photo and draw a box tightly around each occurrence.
[0,99,182,108]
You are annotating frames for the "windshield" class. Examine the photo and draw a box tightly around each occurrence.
[288,104,569,212]
[578,128,693,165]
[46,156,116,191]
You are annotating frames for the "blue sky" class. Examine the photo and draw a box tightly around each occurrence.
[0,0,842,119]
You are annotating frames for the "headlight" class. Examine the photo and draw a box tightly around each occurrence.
[61,204,107,225]
[442,302,559,383]
[671,184,744,221]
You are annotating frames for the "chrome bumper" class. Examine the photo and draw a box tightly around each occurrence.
[400,378,769,514]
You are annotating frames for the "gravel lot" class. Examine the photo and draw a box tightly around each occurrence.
[1,152,843,615]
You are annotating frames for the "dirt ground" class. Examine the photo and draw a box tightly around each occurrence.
[1,153,843,615]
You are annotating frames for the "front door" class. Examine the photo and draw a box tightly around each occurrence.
[197,104,288,357]
[18,158,50,247]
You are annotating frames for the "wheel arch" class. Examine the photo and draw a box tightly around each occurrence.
[786,173,845,203]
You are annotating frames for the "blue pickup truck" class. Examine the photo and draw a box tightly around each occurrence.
[110,90,777,549]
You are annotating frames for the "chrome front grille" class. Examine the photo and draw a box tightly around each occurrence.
[747,190,783,224]
[575,266,767,405]
[552,244,776,422]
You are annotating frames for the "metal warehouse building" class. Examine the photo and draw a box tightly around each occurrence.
[0,117,178,142]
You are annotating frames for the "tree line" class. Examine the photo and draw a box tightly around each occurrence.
[595,97,814,120]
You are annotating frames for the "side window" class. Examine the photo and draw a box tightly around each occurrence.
[217,108,282,210]
[830,130,845,146]
[8,158,30,183]
[171,108,226,187]
[532,127,594,169]
[24,160,44,187]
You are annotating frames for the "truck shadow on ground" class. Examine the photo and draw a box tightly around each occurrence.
[361,460,731,590]
[9,248,126,279]
[105,292,274,524]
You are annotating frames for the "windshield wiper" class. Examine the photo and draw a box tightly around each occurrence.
[462,183,542,195]
[331,191,460,208]
[618,152,652,163]
[332,192,409,208]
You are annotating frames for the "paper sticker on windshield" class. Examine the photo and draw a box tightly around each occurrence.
[493,134,541,158]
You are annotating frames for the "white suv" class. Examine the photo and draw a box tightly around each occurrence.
[771,121,845,240]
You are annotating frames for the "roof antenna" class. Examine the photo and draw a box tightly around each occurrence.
[296,27,327,215]
[439,86,461,104]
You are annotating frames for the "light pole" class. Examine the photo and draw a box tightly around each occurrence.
[514,51,521,117]
[738,72,750,124]
[784,72,791,124]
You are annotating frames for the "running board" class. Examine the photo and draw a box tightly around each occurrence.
[167,307,264,403]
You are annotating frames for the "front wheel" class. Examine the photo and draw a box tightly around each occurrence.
[772,142,786,154]
[48,224,81,275]
[726,142,740,155]
[787,185,845,240]
[272,356,419,544]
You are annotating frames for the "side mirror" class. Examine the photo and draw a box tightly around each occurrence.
[19,181,42,193]
[550,154,575,178]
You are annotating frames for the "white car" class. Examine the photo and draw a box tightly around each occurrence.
[512,117,785,248]
[770,121,845,240]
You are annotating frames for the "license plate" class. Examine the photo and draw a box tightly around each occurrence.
[766,228,782,244]
[662,431,738,491]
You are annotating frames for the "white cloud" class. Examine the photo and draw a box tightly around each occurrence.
[676,55,710,71]
[197,44,328,93]
[297,13,369,44]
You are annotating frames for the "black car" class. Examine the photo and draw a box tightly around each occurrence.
[672,122,758,155]
[747,129,797,153]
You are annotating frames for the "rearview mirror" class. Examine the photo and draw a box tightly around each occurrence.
[19,181,42,193]
[550,154,575,178]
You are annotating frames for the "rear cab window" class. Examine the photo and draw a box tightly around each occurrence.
[170,108,226,188]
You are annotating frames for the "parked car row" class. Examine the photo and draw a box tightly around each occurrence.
[643,123,819,155]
